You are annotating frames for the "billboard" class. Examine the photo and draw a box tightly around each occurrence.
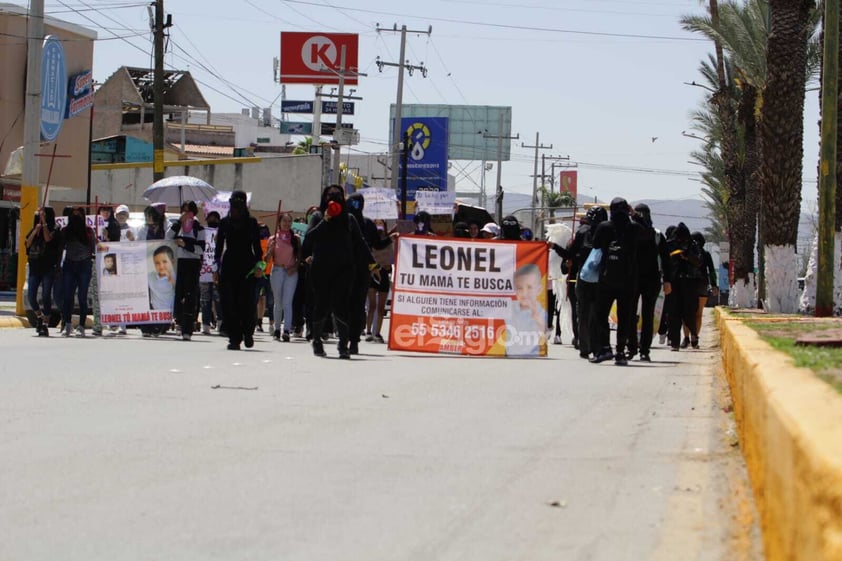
[559,170,578,199]
[280,32,359,85]
[397,117,449,205]
[280,121,313,134]
[390,104,512,161]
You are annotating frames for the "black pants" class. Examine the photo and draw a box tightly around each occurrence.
[175,259,201,336]
[348,269,370,344]
[594,284,635,356]
[668,278,699,347]
[310,266,353,350]
[292,265,308,333]
[628,277,661,355]
[575,280,599,356]
[221,273,256,346]
[567,281,578,342]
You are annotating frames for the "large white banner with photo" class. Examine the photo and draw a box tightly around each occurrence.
[95,240,178,324]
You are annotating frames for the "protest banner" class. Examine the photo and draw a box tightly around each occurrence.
[199,227,217,283]
[415,190,455,216]
[388,236,548,357]
[55,214,104,230]
[358,187,399,220]
[95,240,178,325]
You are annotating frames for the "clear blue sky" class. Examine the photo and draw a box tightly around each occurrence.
[46,0,821,207]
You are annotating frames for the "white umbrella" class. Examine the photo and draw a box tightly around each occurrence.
[142,176,218,207]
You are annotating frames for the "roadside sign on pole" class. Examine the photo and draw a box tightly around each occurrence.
[321,122,354,136]
[280,121,313,134]
[321,101,355,115]
[281,100,314,113]
[280,32,359,85]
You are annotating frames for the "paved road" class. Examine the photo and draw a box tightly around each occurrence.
[0,312,759,561]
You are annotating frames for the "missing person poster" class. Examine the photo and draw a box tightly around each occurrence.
[388,236,548,357]
[95,241,178,324]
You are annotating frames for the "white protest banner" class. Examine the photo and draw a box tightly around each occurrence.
[389,237,548,357]
[200,227,217,283]
[359,187,399,220]
[95,240,178,325]
[415,190,456,216]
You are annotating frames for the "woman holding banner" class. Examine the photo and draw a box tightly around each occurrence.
[167,200,206,341]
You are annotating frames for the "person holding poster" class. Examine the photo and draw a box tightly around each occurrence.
[167,201,206,341]
[138,205,171,337]
[214,191,262,350]
[59,207,96,337]
[200,211,221,335]
[505,264,547,356]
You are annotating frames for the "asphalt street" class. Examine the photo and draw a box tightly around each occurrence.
[0,313,758,561]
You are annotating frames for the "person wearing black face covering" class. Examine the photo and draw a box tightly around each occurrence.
[626,203,672,362]
[665,222,703,351]
[589,197,646,365]
[302,185,379,358]
[345,192,388,354]
[214,191,262,350]
[200,211,222,335]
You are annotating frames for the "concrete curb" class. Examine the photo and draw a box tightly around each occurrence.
[0,316,29,329]
[716,308,842,561]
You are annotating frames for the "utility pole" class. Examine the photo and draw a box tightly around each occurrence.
[152,0,171,182]
[522,133,553,233]
[816,0,838,316]
[483,114,519,223]
[545,155,571,191]
[314,46,366,186]
[17,0,45,316]
[375,23,431,191]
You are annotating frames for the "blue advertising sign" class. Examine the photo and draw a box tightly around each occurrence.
[321,101,355,115]
[66,69,94,118]
[280,121,313,134]
[398,117,449,205]
[40,35,67,142]
[281,100,314,113]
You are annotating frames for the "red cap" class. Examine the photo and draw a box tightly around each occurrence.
[326,200,342,218]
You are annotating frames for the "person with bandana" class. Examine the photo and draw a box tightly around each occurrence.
[301,185,379,359]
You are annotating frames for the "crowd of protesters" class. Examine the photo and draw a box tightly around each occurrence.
[23,188,715,362]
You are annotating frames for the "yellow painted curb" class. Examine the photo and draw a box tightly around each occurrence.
[0,316,29,328]
[716,308,842,561]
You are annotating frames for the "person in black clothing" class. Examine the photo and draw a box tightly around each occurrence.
[345,192,388,354]
[626,203,672,362]
[214,191,263,350]
[688,231,717,347]
[499,215,523,241]
[302,185,379,359]
[550,205,607,359]
[590,197,645,366]
[25,207,59,336]
[292,205,321,339]
[167,200,206,341]
[665,223,703,351]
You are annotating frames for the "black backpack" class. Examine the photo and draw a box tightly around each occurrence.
[601,236,630,287]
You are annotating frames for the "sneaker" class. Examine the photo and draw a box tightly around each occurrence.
[244,333,254,348]
[553,335,562,345]
[680,336,690,349]
[273,330,281,341]
[182,333,192,341]
[373,334,385,344]
[671,346,680,352]
[614,354,628,366]
[282,331,290,342]
[292,328,303,338]
[62,325,72,337]
[227,342,240,351]
[256,324,264,333]
[77,328,86,338]
[589,350,614,364]
[349,341,359,355]
[39,325,49,337]
[365,332,374,342]
[118,326,127,335]
[338,347,351,359]
[691,338,700,349]
[91,328,102,337]
[142,332,152,338]
[639,353,651,362]
[658,334,667,345]
[626,349,638,360]
[312,339,326,357]
[202,325,212,336]
[579,351,590,359]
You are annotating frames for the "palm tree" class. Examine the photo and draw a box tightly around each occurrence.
[292,136,314,155]
[539,186,575,221]
[756,0,816,312]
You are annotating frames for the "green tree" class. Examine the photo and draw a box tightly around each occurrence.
[292,136,314,155]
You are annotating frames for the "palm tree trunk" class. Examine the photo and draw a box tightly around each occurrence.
[757,0,814,313]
